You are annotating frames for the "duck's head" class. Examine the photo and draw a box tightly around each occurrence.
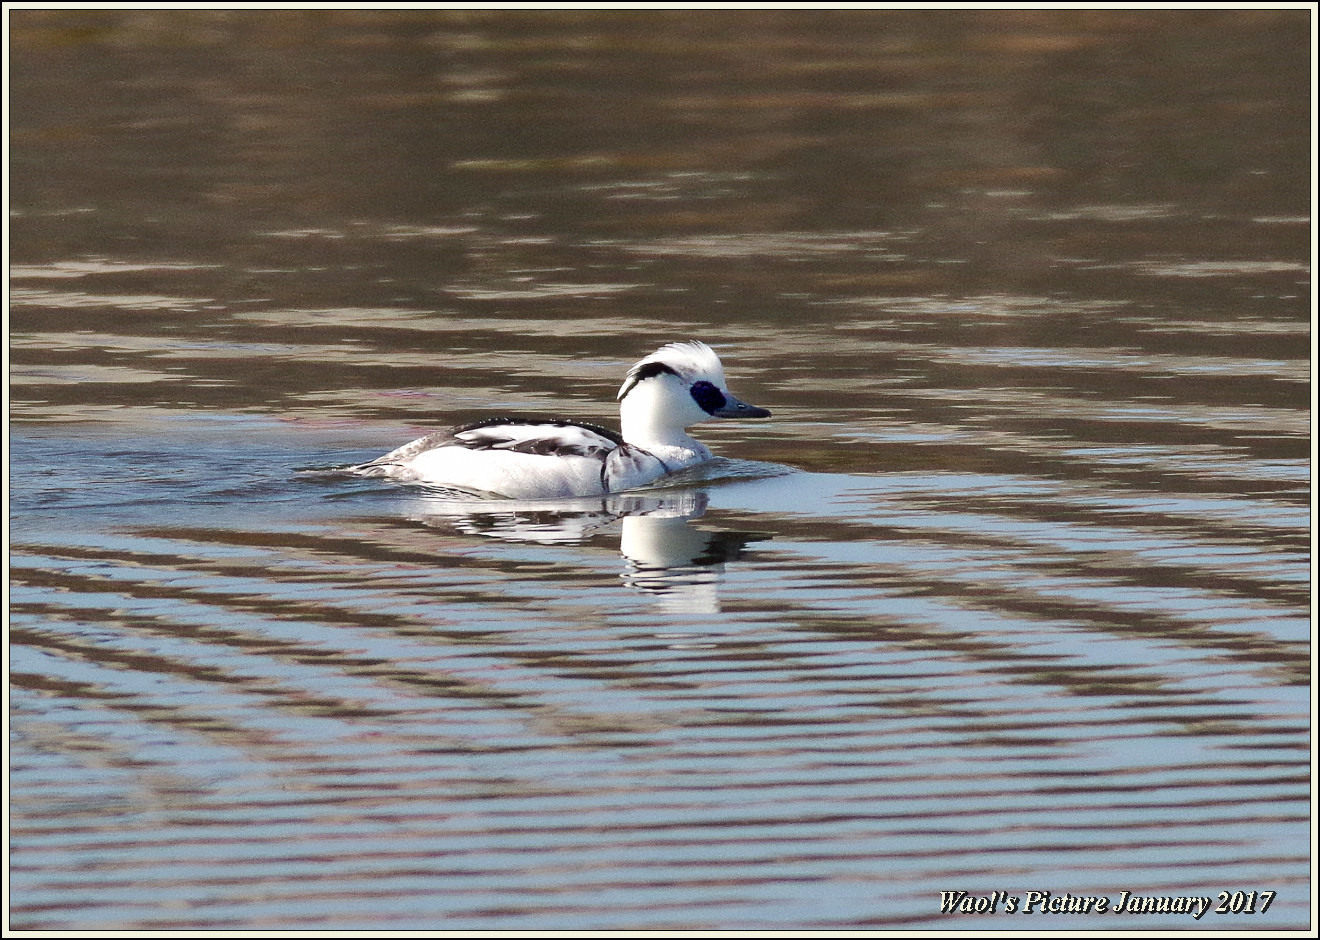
[617,341,770,444]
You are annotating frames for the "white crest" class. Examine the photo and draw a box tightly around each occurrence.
[618,341,726,401]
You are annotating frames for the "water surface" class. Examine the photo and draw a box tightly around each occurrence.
[8,10,1311,931]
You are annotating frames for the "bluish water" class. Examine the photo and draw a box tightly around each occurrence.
[8,9,1311,931]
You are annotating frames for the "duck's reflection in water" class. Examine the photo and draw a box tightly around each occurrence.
[400,488,764,613]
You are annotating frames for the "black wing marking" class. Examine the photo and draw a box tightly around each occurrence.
[452,417,623,458]
[351,417,623,476]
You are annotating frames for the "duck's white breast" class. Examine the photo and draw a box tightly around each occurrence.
[603,443,694,493]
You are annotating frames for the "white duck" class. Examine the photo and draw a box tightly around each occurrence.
[350,341,770,498]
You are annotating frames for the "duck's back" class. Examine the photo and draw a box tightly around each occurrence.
[352,417,628,498]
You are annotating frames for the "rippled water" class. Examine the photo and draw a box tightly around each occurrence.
[8,10,1312,931]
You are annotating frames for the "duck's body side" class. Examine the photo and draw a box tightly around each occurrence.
[351,342,768,499]
[354,417,683,498]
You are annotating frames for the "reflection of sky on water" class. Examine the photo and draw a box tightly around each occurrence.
[8,8,1308,931]
[10,410,1309,929]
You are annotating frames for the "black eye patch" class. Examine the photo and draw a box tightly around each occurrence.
[690,380,727,414]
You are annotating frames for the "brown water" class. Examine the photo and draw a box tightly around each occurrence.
[8,10,1312,931]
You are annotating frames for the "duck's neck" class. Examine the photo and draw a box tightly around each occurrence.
[622,416,705,457]
[618,387,709,461]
